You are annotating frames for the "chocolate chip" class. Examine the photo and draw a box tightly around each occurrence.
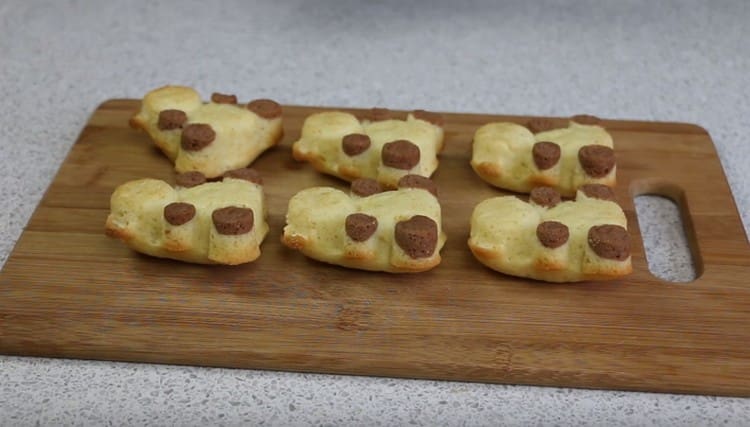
[211,92,237,104]
[532,141,561,170]
[578,145,615,177]
[529,186,561,208]
[366,107,391,121]
[175,171,207,188]
[157,109,187,130]
[579,184,616,201]
[413,110,444,126]
[395,215,438,259]
[212,206,255,235]
[536,221,569,249]
[527,118,561,134]
[382,140,420,170]
[181,124,216,151]
[223,168,263,185]
[588,224,630,261]
[571,114,601,125]
[351,178,382,197]
[345,213,378,242]
[397,174,438,196]
[163,202,196,226]
[247,99,282,119]
[342,133,371,156]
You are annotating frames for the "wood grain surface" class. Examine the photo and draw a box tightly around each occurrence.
[1,100,749,396]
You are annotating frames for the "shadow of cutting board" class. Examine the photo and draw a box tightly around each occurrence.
[1,100,749,396]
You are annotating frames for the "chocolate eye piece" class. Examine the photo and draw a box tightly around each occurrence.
[181,124,216,151]
[579,184,616,201]
[395,215,438,259]
[397,174,438,196]
[223,168,263,185]
[345,213,378,242]
[532,141,561,170]
[247,99,282,119]
[164,202,196,226]
[342,133,371,156]
[366,107,391,121]
[211,92,237,104]
[175,171,207,188]
[157,109,187,130]
[413,110,444,127]
[382,140,420,170]
[529,186,561,208]
[536,221,569,249]
[571,114,601,125]
[212,207,255,235]
[351,178,382,197]
[578,145,615,178]
[526,118,561,134]
[588,224,630,260]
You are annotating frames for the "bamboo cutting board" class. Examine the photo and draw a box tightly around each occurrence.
[1,100,749,396]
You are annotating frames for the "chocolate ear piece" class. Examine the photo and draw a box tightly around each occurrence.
[175,171,206,188]
[579,184,615,201]
[211,93,237,104]
[351,178,382,197]
[397,174,437,197]
[529,187,561,208]
[247,99,282,119]
[412,110,444,127]
[366,107,391,121]
[223,168,263,185]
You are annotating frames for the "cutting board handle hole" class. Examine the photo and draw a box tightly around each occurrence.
[631,180,702,282]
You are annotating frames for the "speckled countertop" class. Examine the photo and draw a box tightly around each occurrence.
[1,0,749,425]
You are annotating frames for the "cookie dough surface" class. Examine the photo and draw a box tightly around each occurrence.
[292,109,444,188]
[282,178,446,273]
[130,86,283,178]
[468,186,632,282]
[471,119,615,196]
[105,169,268,265]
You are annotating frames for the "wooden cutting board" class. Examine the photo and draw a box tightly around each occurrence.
[1,100,749,396]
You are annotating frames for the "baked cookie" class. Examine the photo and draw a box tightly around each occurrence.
[282,175,446,272]
[471,116,615,197]
[105,168,268,265]
[130,85,283,178]
[292,108,444,188]
[468,185,632,282]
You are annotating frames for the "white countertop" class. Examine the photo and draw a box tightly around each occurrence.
[1,0,749,425]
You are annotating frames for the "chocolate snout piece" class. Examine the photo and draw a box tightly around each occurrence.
[164,202,196,226]
[175,171,207,188]
[351,178,383,197]
[588,224,630,261]
[211,92,238,104]
[247,99,282,119]
[397,174,437,196]
[223,168,263,185]
[342,133,371,156]
[157,109,187,131]
[181,123,216,151]
[395,215,438,259]
[532,141,561,170]
[212,206,255,235]
[529,186,561,208]
[579,184,616,201]
[382,140,420,170]
[578,145,615,178]
[536,221,569,249]
[345,213,378,242]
